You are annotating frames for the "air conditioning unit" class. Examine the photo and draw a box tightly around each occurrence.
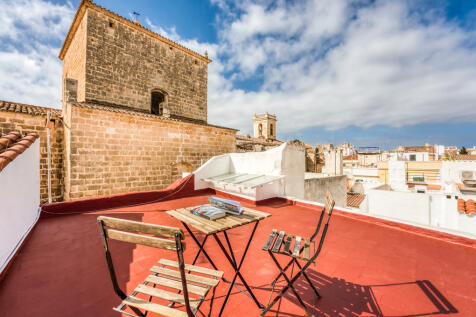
[461,171,475,181]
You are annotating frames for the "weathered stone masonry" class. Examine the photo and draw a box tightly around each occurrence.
[60,0,209,122]
[1,1,237,203]
[0,102,64,203]
[63,102,236,201]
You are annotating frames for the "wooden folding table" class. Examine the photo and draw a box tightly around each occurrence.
[167,206,270,316]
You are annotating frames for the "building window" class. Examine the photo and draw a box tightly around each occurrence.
[412,176,425,183]
[409,154,416,161]
[258,123,263,136]
[151,90,165,116]
[270,123,274,136]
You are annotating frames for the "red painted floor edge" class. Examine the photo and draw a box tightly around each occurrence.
[333,209,476,249]
[41,174,206,215]
[293,200,476,249]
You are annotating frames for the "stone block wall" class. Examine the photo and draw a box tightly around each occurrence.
[64,103,236,200]
[62,10,87,104]
[0,111,64,203]
[81,8,208,121]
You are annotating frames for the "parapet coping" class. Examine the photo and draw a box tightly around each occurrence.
[59,0,211,63]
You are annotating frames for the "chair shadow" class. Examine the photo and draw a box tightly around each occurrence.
[262,269,457,317]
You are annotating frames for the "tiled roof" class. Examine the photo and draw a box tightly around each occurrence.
[404,146,435,153]
[457,199,476,215]
[236,134,284,145]
[347,193,366,208]
[0,100,61,116]
[343,154,358,160]
[72,101,238,131]
[0,131,39,172]
[454,154,476,161]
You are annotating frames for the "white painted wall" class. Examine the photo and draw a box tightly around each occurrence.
[361,188,475,238]
[441,161,476,183]
[0,140,40,274]
[194,142,305,200]
[388,161,408,191]
[403,152,429,161]
[343,167,378,178]
[367,190,430,225]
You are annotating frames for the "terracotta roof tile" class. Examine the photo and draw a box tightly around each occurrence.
[0,100,61,116]
[0,131,39,172]
[343,154,358,160]
[236,134,283,145]
[71,101,238,131]
[347,193,366,208]
[454,154,476,161]
[457,198,476,215]
[404,146,435,153]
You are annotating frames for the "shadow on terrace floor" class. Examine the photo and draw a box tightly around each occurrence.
[259,269,458,317]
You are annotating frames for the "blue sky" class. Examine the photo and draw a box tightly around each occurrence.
[1,0,476,149]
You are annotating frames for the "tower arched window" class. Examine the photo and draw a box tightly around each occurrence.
[270,123,274,137]
[151,90,166,115]
[258,123,263,136]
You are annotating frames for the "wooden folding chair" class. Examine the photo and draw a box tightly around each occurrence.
[261,191,335,316]
[97,216,223,317]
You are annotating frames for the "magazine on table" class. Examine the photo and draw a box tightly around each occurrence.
[190,205,227,220]
[190,197,243,220]
[208,196,242,215]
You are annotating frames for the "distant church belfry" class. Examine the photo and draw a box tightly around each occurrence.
[253,113,277,140]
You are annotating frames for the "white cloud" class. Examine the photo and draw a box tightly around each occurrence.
[0,0,74,107]
[1,0,476,139]
[202,0,476,135]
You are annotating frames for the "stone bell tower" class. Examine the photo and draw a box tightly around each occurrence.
[253,113,277,140]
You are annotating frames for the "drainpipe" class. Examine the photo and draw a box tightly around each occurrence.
[46,111,52,204]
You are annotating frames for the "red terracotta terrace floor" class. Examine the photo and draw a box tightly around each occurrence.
[1,192,476,316]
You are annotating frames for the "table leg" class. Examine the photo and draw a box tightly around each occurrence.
[213,221,264,316]
[181,222,218,270]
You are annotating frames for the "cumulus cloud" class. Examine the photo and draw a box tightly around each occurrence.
[1,0,476,138]
[0,0,74,107]
[203,0,476,134]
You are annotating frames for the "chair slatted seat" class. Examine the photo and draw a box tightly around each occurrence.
[97,216,222,317]
[261,191,336,316]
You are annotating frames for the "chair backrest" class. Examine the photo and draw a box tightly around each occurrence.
[310,190,336,242]
[98,216,185,250]
[310,191,335,260]
[97,216,193,316]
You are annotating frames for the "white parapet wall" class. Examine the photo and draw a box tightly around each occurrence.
[360,188,476,239]
[440,161,476,183]
[194,142,305,201]
[0,140,40,273]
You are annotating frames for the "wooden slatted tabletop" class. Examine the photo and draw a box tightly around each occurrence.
[167,206,271,235]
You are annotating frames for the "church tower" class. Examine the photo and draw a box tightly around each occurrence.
[253,113,277,140]
[59,0,210,122]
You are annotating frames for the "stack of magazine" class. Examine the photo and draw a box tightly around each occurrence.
[190,197,243,220]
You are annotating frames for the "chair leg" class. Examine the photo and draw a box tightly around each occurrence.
[208,287,215,317]
[265,252,311,316]
[270,257,296,286]
[294,260,320,298]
